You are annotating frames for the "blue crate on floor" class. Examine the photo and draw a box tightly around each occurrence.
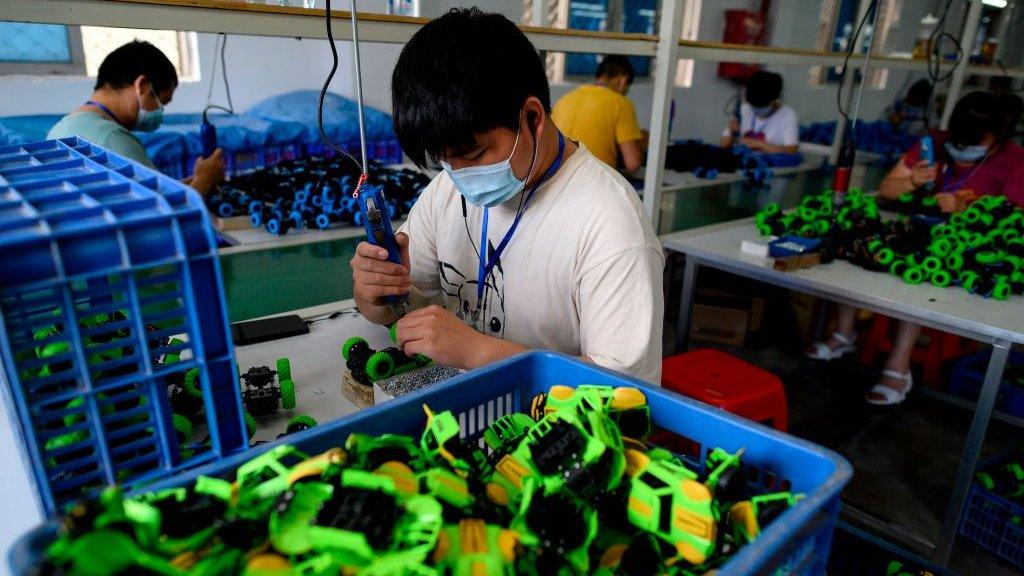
[0,136,248,517]
[959,451,1024,570]
[10,351,851,576]
[949,350,1024,418]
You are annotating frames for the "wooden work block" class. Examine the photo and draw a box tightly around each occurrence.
[341,371,374,409]
[212,215,250,231]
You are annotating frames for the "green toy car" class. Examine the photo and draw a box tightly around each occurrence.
[624,448,718,566]
[432,518,519,576]
[342,336,432,386]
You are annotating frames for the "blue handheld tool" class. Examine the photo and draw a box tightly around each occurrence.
[200,120,217,159]
[357,184,409,318]
[919,134,935,192]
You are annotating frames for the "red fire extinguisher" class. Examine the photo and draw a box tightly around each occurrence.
[718,2,772,81]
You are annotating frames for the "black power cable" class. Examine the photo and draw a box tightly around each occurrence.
[318,0,364,172]
[203,34,234,123]
[835,0,879,122]
[922,0,965,124]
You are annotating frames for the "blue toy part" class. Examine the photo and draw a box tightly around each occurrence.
[769,235,822,258]
[250,212,263,227]
[315,213,332,230]
[266,218,282,235]
[216,201,234,218]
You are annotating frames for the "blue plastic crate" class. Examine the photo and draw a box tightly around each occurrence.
[959,451,1024,569]
[949,350,1024,418]
[0,136,248,517]
[10,351,851,576]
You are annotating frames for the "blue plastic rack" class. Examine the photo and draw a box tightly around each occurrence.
[0,137,247,516]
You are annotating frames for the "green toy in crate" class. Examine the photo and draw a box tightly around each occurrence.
[32,381,816,576]
[432,518,518,576]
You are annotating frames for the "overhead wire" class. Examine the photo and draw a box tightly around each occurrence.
[922,0,964,124]
[318,0,366,175]
[835,0,879,122]
[203,33,234,123]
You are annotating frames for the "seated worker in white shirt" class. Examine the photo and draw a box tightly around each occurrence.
[719,71,800,154]
[349,8,665,382]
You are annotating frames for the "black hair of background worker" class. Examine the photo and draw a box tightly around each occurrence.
[719,70,799,154]
[809,91,1024,406]
[882,78,933,136]
[47,40,225,195]
[551,55,648,172]
[350,8,664,382]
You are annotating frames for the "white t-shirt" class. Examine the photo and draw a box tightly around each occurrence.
[399,145,664,383]
[722,102,800,147]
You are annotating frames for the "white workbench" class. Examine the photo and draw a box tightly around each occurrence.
[659,154,827,194]
[234,305,392,442]
[662,217,1024,566]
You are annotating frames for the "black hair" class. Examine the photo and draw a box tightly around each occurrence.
[94,40,178,94]
[948,91,1003,147]
[745,71,783,107]
[597,55,635,84]
[906,79,933,106]
[391,8,550,167]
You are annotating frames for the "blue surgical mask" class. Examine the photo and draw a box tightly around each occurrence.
[944,141,988,164]
[751,105,773,118]
[134,90,164,132]
[441,127,537,208]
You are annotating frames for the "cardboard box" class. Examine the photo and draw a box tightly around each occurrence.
[694,289,766,332]
[689,303,750,346]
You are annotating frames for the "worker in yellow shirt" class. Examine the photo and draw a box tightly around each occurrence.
[552,55,646,172]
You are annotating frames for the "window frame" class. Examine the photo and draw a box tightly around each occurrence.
[0,25,86,75]
[0,24,198,82]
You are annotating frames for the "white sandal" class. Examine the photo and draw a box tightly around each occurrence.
[806,332,857,361]
[865,370,914,406]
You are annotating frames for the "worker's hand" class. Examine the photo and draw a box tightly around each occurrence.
[191,149,226,195]
[351,232,412,307]
[395,305,485,369]
[935,192,960,214]
[909,160,937,189]
[741,137,766,151]
[727,119,740,135]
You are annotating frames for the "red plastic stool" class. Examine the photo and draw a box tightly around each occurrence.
[856,315,977,389]
[661,349,788,431]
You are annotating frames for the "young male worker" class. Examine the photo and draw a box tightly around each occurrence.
[552,55,647,172]
[350,9,664,382]
[719,71,799,154]
[48,41,224,195]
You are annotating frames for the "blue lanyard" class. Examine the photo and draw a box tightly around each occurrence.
[941,157,987,193]
[85,101,121,126]
[476,132,566,307]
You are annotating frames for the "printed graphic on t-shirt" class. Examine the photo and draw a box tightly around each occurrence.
[437,249,506,338]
